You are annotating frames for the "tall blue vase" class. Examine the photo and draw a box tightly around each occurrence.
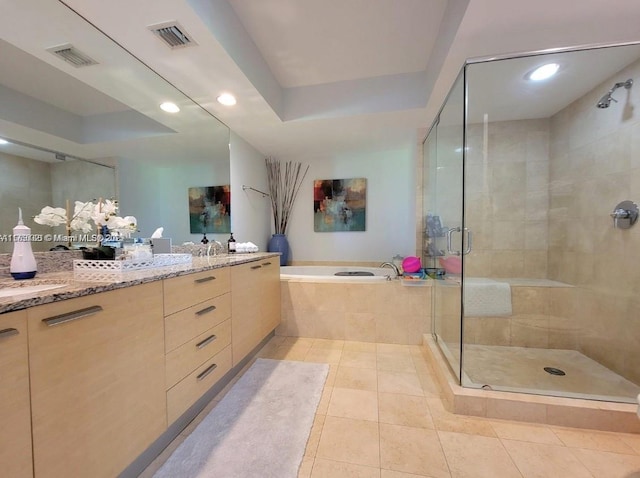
[268,233,289,266]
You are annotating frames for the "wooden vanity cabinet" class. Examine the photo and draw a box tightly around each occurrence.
[231,259,281,365]
[2,257,279,478]
[27,282,166,478]
[163,267,232,424]
[0,310,33,478]
[260,259,281,337]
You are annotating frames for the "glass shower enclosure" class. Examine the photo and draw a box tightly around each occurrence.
[424,41,640,403]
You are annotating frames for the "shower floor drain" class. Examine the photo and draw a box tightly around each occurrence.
[544,367,566,376]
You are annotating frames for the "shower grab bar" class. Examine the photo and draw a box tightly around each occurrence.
[446,227,473,256]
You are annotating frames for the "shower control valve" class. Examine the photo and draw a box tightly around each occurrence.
[610,200,638,229]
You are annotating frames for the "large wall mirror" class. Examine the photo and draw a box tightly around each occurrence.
[0,0,230,253]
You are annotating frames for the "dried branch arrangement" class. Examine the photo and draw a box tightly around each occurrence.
[265,157,309,234]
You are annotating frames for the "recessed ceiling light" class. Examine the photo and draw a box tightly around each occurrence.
[217,93,236,106]
[0,139,8,145]
[160,102,180,113]
[526,63,560,81]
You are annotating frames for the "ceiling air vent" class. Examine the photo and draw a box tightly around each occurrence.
[47,44,98,68]
[149,22,196,49]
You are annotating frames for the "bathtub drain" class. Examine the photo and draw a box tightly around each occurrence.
[543,367,566,376]
[334,271,374,276]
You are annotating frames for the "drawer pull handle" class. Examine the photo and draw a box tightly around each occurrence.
[195,276,216,283]
[42,305,103,327]
[195,305,217,316]
[0,328,19,339]
[262,262,272,266]
[196,334,217,349]
[251,265,262,270]
[196,363,217,381]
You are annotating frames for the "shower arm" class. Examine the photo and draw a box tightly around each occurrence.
[613,79,633,91]
[607,79,633,99]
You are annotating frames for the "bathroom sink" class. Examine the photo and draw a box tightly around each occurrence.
[0,283,68,299]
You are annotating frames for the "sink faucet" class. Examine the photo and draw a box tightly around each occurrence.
[207,241,224,256]
[380,262,400,279]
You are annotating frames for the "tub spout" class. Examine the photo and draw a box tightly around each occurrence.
[380,262,400,278]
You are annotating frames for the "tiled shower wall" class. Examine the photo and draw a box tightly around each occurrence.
[547,58,640,384]
[464,119,550,279]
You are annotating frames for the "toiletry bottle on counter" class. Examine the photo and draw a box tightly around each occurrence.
[228,233,236,253]
[10,208,37,280]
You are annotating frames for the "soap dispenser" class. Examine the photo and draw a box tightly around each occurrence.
[227,232,236,253]
[10,208,37,280]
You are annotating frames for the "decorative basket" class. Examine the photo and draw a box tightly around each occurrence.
[73,254,192,281]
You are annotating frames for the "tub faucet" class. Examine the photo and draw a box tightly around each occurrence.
[380,262,400,279]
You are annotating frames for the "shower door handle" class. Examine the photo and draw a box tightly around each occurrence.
[446,227,472,256]
[463,229,472,255]
[446,227,461,256]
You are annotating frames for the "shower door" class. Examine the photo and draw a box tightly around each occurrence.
[427,70,466,381]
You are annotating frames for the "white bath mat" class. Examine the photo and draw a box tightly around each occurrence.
[153,358,328,478]
[464,278,512,317]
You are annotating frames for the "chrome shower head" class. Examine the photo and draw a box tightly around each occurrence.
[597,93,615,108]
[596,78,633,109]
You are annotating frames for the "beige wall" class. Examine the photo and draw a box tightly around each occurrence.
[548,58,640,384]
[0,154,118,254]
[0,152,52,253]
[50,160,116,208]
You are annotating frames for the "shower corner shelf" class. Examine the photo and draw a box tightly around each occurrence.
[400,276,430,287]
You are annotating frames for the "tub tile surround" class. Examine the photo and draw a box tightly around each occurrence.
[277,280,431,344]
[140,335,640,478]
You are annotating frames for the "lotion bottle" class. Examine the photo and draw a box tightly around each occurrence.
[10,208,37,280]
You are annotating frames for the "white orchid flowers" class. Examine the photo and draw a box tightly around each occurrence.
[33,206,67,227]
[34,199,137,237]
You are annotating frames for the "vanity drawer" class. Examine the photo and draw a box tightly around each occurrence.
[167,345,232,424]
[163,268,230,316]
[165,292,231,352]
[165,319,231,389]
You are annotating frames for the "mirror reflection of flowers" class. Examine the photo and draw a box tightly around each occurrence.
[34,198,138,241]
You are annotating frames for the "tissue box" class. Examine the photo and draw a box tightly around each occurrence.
[151,238,172,254]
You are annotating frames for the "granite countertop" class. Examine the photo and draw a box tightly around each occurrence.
[0,252,279,314]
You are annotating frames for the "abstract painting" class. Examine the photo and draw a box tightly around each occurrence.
[188,185,231,234]
[313,178,366,232]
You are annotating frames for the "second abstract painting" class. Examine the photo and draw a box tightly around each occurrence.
[313,178,366,232]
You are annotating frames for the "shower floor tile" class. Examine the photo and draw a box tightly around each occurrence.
[444,343,640,401]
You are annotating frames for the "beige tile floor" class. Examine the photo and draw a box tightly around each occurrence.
[140,336,640,478]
